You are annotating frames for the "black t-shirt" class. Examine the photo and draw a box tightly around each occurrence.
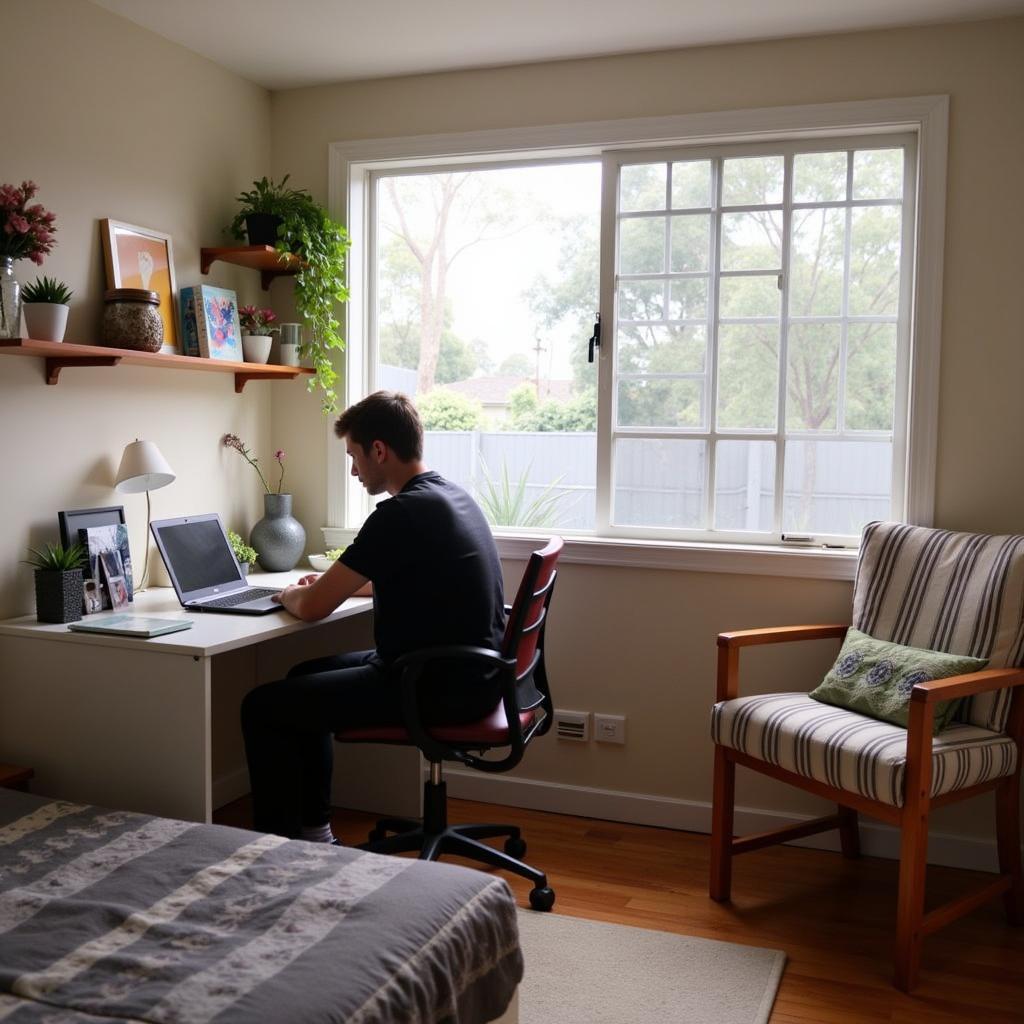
[339,471,505,719]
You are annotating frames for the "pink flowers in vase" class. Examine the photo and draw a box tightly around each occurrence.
[0,182,57,265]
[223,434,287,494]
[238,305,279,335]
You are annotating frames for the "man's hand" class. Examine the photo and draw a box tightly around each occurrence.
[271,561,369,621]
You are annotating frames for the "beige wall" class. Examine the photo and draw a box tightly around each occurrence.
[0,0,307,620]
[269,17,1024,845]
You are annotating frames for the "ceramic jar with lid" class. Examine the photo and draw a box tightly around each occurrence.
[102,288,163,352]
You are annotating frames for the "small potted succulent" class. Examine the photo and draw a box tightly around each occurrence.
[228,530,258,575]
[238,305,278,364]
[22,275,73,342]
[24,541,87,623]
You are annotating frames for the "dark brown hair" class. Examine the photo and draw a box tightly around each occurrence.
[334,391,423,462]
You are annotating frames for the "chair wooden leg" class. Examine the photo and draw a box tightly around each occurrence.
[995,773,1024,925]
[895,806,929,992]
[837,804,861,859]
[709,746,735,903]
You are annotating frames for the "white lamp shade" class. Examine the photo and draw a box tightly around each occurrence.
[115,440,176,494]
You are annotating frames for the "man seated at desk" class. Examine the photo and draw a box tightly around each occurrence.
[241,391,505,843]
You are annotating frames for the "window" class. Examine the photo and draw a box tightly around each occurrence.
[331,98,947,567]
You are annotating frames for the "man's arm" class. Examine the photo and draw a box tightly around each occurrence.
[272,560,371,621]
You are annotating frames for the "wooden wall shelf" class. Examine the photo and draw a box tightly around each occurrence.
[0,338,314,393]
[200,245,302,290]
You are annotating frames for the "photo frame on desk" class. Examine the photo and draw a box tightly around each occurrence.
[58,506,125,556]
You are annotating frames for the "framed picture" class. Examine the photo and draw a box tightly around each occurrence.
[81,524,134,607]
[101,219,180,355]
[58,506,125,564]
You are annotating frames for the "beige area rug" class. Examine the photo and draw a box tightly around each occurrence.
[516,912,785,1024]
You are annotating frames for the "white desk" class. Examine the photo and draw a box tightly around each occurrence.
[0,575,421,823]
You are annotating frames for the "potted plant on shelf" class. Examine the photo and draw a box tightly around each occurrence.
[22,275,72,342]
[0,180,58,340]
[238,305,278,364]
[227,175,309,247]
[228,530,258,575]
[23,540,87,624]
[226,175,350,411]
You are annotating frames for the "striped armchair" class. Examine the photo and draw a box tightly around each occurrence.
[708,522,1024,992]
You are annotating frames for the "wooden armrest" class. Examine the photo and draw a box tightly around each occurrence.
[715,624,848,701]
[910,667,1024,705]
[717,624,849,649]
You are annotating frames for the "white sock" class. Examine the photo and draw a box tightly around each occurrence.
[300,823,335,844]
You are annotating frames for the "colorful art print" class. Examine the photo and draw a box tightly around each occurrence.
[107,574,131,610]
[200,287,243,361]
[82,579,103,615]
[101,219,179,355]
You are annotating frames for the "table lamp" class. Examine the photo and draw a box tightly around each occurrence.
[115,439,175,592]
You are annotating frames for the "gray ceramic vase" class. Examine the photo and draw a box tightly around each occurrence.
[250,493,306,572]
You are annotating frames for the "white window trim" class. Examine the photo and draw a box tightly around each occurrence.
[324,95,948,580]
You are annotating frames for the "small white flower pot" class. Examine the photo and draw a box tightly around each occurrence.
[24,302,69,343]
[241,333,273,363]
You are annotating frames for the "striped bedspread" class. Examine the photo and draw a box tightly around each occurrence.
[0,790,521,1023]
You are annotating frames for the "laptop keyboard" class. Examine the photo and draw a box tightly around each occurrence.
[201,588,280,609]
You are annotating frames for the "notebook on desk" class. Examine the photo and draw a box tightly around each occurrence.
[150,514,282,615]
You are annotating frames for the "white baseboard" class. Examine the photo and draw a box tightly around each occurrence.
[443,769,1005,874]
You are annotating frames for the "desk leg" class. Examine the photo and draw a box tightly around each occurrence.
[0,635,212,822]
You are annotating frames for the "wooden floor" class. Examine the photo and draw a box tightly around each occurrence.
[214,798,1024,1023]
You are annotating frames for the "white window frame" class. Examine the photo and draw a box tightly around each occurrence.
[325,96,948,581]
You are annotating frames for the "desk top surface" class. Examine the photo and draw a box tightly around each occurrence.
[0,572,373,658]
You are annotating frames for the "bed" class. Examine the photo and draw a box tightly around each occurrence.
[0,789,522,1023]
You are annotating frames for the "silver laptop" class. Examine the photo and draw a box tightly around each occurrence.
[150,514,282,615]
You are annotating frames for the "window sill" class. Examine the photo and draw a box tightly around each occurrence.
[321,525,858,581]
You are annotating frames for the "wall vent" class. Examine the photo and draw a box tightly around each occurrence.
[553,709,590,742]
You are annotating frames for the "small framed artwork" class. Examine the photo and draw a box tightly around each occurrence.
[58,506,125,553]
[82,578,103,615]
[195,285,243,361]
[101,219,180,355]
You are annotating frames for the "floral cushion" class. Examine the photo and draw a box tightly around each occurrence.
[809,628,988,733]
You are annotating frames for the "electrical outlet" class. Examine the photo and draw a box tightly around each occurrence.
[553,709,590,742]
[594,713,626,744]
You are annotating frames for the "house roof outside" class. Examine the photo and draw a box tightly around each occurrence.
[443,376,574,406]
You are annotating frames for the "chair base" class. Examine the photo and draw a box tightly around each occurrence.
[358,778,555,911]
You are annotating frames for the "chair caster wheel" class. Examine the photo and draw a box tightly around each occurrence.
[367,828,386,843]
[529,886,555,912]
[504,836,527,859]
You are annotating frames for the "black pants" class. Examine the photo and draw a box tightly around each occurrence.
[241,650,400,839]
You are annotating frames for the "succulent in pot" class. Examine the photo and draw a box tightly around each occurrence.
[22,275,72,342]
[23,541,87,623]
[238,305,278,363]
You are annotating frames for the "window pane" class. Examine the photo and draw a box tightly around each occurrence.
[794,151,847,203]
[717,323,779,430]
[617,378,703,429]
[668,278,708,320]
[853,149,903,200]
[670,214,709,272]
[721,211,783,270]
[671,160,711,209]
[722,156,784,206]
[620,163,666,212]
[614,439,705,528]
[618,324,706,374]
[714,441,776,532]
[786,323,841,432]
[789,208,845,317]
[849,206,901,315]
[619,216,665,275]
[783,439,892,536]
[618,279,664,320]
[719,275,780,319]
[375,162,600,532]
[846,323,896,431]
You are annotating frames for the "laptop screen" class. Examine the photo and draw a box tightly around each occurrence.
[154,518,243,594]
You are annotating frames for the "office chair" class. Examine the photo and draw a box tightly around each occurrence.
[335,536,563,911]
[709,521,1024,991]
